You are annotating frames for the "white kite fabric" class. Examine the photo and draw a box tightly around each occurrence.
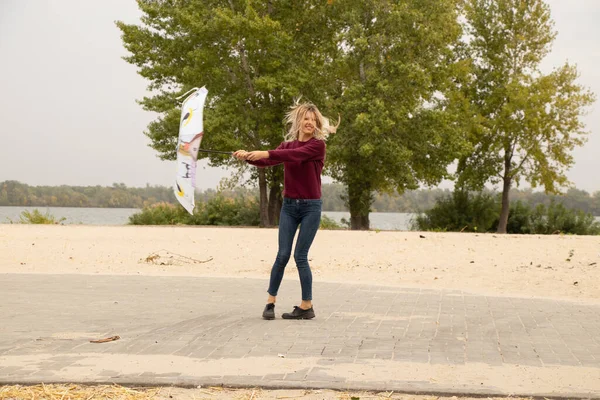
[174,86,208,215]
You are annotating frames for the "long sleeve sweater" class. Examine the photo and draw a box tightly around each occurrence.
[246,138,325,199]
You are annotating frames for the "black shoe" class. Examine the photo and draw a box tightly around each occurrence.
[282,306,315,320]
[262,303,275,320]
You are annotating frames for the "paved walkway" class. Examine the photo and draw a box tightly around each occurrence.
[1,274,599,398]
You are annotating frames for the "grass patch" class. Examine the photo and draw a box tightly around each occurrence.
[6,209,66,224]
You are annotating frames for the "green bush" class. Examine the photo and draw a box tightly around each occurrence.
[128,195,260,226]
[128,202,190,225]
[195,195,260,226]
[319,214,347,230]
[413,191,498,232]
[546,201,600,235]
[504,200,535,234]
[503,200,600,235]
[11,209,66,224]
[415,191,600,235]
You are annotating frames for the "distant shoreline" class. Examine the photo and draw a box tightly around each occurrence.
[3,180,600,216]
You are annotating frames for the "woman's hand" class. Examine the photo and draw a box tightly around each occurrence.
[246,151,269,161]
[232,150,248,160]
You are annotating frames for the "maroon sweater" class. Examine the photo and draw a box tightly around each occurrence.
[247,138,325,199]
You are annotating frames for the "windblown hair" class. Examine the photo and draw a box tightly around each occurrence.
[284,100,338,142]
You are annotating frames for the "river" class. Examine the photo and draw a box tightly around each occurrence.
[0,206,416,231]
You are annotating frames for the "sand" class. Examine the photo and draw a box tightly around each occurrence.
[1,224,598,303]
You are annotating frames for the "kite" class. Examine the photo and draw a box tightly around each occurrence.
[173,87,208,214]
[173,87,233,214]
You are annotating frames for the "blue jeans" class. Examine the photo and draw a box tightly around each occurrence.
[267,198,322,301]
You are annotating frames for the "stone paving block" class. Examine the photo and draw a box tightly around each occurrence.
[283,368,310,381]
[306,367,346,383]
[0,367,24,375]
[1,274,600,397]
[97,370,122,377]
[221,375,263,386]
[261,373,286,381]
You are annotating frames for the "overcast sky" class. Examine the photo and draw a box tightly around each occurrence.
[1,0,599,193]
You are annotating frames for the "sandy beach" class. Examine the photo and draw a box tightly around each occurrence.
[1,224,599,304]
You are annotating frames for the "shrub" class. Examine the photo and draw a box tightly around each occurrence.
[545,201,600,235]
[502,200,600,235]
[195,195,260,226]
[504,200,535,234]
[319,214,347,230]
[416,191,600,235]
[14,209,66,224]
[128,202,190,225]
[128,195,260,226]
[413,191,498,232]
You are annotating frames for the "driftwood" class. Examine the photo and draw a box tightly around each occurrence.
[90,335,120,343]
[141,249,213,266]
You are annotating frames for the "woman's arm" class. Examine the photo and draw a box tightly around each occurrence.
[246,157,283,168]
[267,139,325,163]
[233,143,285,168]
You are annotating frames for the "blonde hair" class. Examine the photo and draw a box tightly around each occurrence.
[284,100,339,142]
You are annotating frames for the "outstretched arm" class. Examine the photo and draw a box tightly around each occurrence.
[267,139,325,162]
[233,146,283,168]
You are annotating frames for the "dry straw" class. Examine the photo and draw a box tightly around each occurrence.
[0,383,160,400]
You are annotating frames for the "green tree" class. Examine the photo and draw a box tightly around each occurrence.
[0,183,9,206]
[592,191,600,216]
[324,0,468,229]
[116,1,336,226]
[456,0,595,233]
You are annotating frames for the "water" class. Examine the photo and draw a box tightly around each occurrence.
[0,206,415,230]
[0,206,140,226]
[322,211,416,231]
[2,206,597,231]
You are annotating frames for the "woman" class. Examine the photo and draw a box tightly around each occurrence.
[233,102,338,320]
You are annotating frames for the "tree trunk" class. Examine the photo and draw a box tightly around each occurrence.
[350,213,370,230]
[257,169,269,227]
[347,180,372,230]
[497,145,514,233]
[497,176,512,234]
[266,167,283,226]
[267,184,282,226]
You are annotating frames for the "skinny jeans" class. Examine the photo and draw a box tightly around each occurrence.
[267,197,322,301]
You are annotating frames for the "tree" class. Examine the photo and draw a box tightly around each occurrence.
[456,0,595,233]
[592,191,600,216]
[117,0,336,226]
[324,0,468,229]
